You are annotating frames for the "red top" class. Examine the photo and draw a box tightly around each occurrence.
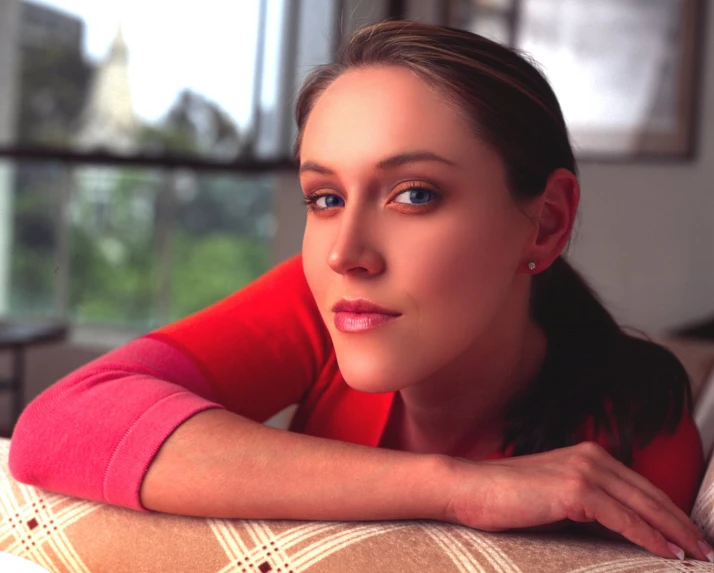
[9,255,704,515]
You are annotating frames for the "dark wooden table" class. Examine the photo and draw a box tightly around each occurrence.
[0,321,69,433]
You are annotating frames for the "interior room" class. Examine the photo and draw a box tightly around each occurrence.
[0,1,713,571]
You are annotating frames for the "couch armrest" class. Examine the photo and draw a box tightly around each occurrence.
[695,367,714,463]
[0,438,701,571]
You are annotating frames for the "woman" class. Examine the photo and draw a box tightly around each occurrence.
[9,21,710,562]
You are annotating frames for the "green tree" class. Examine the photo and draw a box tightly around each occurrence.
[170,232,269,321]
[68,168,159,328]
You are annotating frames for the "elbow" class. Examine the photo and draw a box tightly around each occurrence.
[8,435,39,487]
[7,405,48,487]
[6,379,77,489]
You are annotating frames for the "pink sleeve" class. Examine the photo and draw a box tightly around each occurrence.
[8,336,226,512]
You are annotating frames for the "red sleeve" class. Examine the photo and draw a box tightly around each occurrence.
[9,254,331,512]
[629,406,704,515]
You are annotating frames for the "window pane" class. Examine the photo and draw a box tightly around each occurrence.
[5,0,338,161]
[68,166,163,330]
[1,160,277,333]
[474,0,514,10]
[518,0,686,153]
[450,0,513,45]
[169,171,276,322]
[468,14,511,44]
[445,0,696,156]
[5,160,62,318]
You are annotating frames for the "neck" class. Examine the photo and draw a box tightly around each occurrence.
[394,306,549,458]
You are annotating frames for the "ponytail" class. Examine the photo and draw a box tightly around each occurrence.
[530,256,618,336]
[502,255,693,466]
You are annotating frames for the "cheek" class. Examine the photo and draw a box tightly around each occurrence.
[396,210,521,351]
[399,208,518,302]
[301,221,329,287]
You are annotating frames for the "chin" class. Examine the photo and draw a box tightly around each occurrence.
[336,357,412,394]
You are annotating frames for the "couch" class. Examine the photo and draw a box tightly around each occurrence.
[1,337,714,572]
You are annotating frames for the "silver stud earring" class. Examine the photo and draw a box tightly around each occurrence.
[528,262,536,271]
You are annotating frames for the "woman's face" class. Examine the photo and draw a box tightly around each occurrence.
[299,65,537,393]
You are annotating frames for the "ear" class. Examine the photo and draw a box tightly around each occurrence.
[521,168,580,274]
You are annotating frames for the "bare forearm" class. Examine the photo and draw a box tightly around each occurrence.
[141,408,452,521]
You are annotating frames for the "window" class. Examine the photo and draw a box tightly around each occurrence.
[444,0,704,159]
[451,0,518,46]
[10,0,339,160]
[6,159,277,331]
[0,0,341,335]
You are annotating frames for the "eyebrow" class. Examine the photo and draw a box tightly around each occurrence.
[298,151,458,176]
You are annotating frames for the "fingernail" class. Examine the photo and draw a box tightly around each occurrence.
[698,540,714,563]
[667,542,685,560]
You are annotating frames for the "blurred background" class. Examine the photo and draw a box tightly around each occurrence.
[0,0,711,434]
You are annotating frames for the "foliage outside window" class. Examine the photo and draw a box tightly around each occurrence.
[0,0,340,334]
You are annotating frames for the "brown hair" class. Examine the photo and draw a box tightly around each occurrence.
[293,21,692,465]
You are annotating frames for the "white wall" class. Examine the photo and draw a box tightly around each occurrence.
[570,1,714,333]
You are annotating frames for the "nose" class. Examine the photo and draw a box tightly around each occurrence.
[327,207,385,277]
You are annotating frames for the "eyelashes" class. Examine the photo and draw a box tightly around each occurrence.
[393,183,436,206]
[301,192,344,211]
[302,182,440,214]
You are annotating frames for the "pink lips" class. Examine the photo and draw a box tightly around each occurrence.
[331,298,402,333]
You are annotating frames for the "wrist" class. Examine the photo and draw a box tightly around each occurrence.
[421,454,464,523]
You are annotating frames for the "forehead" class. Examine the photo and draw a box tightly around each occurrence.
[300,66,484,169]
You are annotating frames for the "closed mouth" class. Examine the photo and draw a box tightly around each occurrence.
[332,298,401,315]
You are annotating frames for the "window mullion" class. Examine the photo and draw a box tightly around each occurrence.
[508,0,523,46]
[54,165,72,319]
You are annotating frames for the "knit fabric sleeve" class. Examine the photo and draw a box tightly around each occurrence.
[629,405,704,516]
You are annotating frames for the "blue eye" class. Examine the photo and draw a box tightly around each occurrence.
[302,193,344,211]
[316,194,345,208]
[393,188,435,205]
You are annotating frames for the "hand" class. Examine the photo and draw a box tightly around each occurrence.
[442,441,711,562]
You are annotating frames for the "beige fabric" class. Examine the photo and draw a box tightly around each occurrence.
[694,368,714,462]
[693,439,714,543]
[0,439,712,572]
[692,348,714,565]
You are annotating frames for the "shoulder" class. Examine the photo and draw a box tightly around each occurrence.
[629,404,704,514]
[584,399,704,515]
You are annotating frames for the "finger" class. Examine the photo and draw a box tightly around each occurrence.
[581,443,702,539]
[601,476,708,561]
[595,467,709,562]
[612,466,700,537]
[581,489,686,561]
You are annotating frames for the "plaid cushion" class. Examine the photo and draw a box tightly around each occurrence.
[1,438,709,572]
